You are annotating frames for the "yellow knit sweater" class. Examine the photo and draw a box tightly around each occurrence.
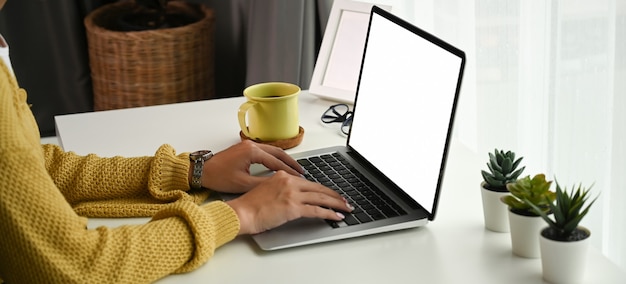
[0,61,240,283]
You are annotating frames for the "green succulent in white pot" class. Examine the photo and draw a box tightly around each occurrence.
[481,149,526,192]
[525,181,598,283]
[500,174,556,258]
[480,149,525,232]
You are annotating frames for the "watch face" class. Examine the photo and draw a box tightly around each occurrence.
[191,150,213,161]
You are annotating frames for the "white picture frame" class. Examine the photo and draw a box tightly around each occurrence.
[308,0,391,104]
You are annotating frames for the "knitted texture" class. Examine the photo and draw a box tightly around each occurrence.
[42,143,211,217]
[0,61,240,283]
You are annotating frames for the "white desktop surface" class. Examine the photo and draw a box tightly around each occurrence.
[55,91,625,283]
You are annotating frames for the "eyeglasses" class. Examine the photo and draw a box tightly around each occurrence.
[321,104,353,135]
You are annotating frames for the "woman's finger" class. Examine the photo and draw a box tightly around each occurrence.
[300,204,346,221]
[253,143,304,175]
[297,191,352,212]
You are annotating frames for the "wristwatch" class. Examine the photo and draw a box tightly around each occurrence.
[189,150,213,189]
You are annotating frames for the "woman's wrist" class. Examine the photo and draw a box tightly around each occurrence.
[225,199,248,235]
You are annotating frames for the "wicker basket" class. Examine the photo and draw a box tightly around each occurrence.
[84,1,215,111]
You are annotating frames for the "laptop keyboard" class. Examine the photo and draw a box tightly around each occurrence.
[297,152,407,228]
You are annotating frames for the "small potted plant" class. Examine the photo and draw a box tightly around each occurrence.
[526,181,598,283]
[500,173,555,258]
[480,149,525,232]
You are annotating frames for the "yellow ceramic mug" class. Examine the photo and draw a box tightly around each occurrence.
[238,82,300,141]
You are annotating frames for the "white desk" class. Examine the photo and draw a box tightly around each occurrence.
[55,91,625,283]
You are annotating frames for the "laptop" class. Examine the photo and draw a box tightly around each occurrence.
[251,6,466,250]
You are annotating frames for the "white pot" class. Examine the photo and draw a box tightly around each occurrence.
[480,182,510,232]
[508,210,544,258]
[540,227,590,284]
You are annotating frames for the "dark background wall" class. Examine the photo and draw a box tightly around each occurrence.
[0,0,331,137]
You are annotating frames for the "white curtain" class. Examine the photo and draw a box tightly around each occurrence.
[360,0,626,270]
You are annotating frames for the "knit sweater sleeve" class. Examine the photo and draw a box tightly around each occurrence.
[42,143,210,217]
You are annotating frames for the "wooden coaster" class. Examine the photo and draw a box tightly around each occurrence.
[239,126,304,150]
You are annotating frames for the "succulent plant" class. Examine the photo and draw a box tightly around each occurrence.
[525,181,598,241]
[501,174,556,216]
[481,149,526,192]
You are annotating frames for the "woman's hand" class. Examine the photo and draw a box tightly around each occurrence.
[198,140,304,193]
[226,171,353,235]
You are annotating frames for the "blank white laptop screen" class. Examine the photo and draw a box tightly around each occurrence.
[348,11,463,216]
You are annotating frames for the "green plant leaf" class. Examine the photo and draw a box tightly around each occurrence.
[504,174,554,214]
[493,171,506,181]
[501,157,512,174]
[508,166,525,180]
[494,150,503,165]
[532,180,599,240]
[525,198,557,227]
[489,156,502,173]
[482,149,525,189]
[501,195,526,210]
[511,157,523,171]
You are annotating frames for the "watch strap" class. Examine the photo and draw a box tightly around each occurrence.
[190,150,213,189]
[191,161,203,189]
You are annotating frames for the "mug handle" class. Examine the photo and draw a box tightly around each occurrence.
[238,101,256,138]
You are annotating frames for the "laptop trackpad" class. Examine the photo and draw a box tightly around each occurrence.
[252,217,331,250]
